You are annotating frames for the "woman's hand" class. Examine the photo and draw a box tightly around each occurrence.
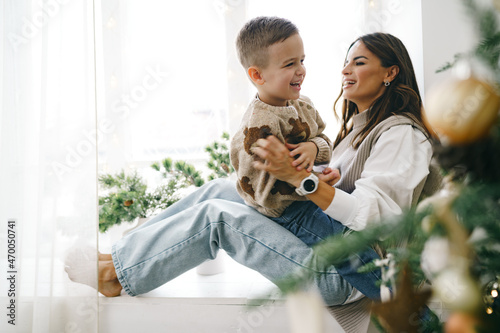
[253,136,337,209]
[252,136,307,188]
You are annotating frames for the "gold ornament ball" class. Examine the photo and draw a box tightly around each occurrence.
[424,77,500,144]
[445,312,479,333]
[433,267,482,312]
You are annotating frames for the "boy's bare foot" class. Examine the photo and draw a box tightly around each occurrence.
[98,259,122,297]
[99,253,113,261]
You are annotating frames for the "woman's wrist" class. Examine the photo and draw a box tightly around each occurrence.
[291,170,311,188]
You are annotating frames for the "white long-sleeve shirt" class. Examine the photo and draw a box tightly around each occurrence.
[324,115,433,231]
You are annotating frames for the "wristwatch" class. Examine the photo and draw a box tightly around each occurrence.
[295,173,319,196]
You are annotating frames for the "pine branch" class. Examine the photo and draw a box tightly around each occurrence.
[204,132,234,180]
[436,53,466,73]
[99,132,234,233]
[174,160,205,187]
[437,0,500,75]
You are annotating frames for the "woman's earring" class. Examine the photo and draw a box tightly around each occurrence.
[384,81,390,87]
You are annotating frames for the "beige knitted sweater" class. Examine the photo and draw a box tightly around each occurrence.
[230,95,332,217]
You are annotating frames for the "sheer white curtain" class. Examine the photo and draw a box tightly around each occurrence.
[0,1,98,332]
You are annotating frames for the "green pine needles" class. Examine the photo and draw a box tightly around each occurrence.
[437,0,500,82]
[205,132,234,181]
[98,132,234,232]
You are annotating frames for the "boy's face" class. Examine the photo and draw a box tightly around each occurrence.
[257,33,306,107]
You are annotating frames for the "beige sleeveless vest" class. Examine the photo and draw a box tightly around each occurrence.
[331,112,442,205]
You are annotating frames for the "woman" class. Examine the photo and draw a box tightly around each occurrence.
[257,31,438,302]
[68,32,436,311]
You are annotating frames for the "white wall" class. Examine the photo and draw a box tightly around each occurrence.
[421,0,476,97]
[377,0,426,101]
[375,0,477,101]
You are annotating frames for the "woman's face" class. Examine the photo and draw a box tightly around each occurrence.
[341,41,391,112]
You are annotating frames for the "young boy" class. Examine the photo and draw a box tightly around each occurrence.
[230,16,332,217]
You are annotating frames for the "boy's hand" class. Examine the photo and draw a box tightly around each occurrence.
[318,167,340,186]
[286,142,318,172]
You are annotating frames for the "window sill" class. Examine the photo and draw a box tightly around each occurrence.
[97,251,347,332]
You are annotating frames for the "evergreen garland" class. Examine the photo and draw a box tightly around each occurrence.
[205,132,234,181]
[99,132,234,233]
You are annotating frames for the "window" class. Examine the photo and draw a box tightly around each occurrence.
[96,0,370,175]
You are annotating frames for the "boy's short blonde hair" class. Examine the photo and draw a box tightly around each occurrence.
[236,16,299,69]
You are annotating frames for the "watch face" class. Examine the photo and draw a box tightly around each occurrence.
[304,179,316,192]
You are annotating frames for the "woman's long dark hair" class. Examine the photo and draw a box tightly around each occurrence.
[333,32,432,148]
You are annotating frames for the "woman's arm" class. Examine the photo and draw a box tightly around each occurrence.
[253,126,433,231]
[325,125,432,231]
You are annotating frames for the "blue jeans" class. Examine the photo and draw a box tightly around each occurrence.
[111,179,354,306]
[271,201,382,301]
